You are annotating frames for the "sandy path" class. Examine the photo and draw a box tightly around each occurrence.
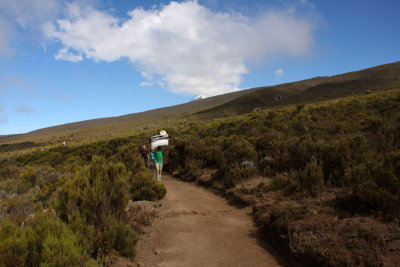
[134,175,283,267]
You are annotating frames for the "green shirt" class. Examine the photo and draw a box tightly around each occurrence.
[154,149,164,163]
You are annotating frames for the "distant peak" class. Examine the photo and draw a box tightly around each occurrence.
[191,95,206,102]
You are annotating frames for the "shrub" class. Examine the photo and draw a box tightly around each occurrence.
[0,213,88,267]
[93,216,137,258]
[18,166,38,190]
[299,162,324,197]
[0,165,19,181]
[57,155,130,226]
[270,173,294,192]
[113,143,142,173]
[223,166,254,188]
[319,140,350,186]
[43,152,64,167]
[6,197,34,224]
[54,154,163,259]
[223,136,256,167]
[66,211,93,254]
[256,202,309,234]
[130,171,166,201]
[0,219,28,266]
[296,103,305,112]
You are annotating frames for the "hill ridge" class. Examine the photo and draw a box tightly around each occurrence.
[1,61,399,143]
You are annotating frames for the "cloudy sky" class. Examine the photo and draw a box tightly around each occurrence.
[0,0,399,135]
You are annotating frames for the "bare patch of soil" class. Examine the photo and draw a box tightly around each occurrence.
[133,175,284,267]
[179,170,400,266]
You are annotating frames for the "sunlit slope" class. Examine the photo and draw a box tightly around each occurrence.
[198,61,400,117]
[1,61,399,144]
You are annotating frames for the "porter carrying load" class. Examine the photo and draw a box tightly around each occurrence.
[149,130,169,149]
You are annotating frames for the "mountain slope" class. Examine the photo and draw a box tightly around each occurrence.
[1,61,399,144]
[198,61,400,117]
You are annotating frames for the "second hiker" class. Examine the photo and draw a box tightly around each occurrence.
[154,146,167,181]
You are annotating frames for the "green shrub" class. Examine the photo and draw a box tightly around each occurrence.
[270,173,293,191]
[113,143,142,173]
[28,212,87,266]
[223,166,253,187]
[319,140,350,186]
[93,216,137,258]
[0,213,88,267]
[17,166,38,191]
[223,136,256,166]
[43,152,64,167]
[0,219,28,266]
[296,103,305,112]
[65,211,93,254]
[299,162,324,197]
[54,154,162,259]
[0,165,19,181]
[6,197,34,224]
[259,202,309,233]
[130,171,166,201]
[57,155,130,226]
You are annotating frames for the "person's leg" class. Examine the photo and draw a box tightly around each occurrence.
[156,163,161,179]
[160,163,162,180]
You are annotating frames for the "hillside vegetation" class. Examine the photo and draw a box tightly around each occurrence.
[165,89,400,266]
[0,139,165,265]
[1,61,399,146]
[0,62,400,266]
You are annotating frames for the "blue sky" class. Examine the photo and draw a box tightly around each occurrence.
[0,0,399,135]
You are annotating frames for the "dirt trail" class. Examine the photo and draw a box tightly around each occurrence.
[134,175,283,267]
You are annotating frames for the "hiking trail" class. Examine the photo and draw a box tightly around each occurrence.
[133,175,284,267]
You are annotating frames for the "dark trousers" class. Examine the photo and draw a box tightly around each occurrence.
[150,159,155,171]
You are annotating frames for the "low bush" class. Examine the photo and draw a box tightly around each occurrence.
[0,213,88,266]
[54,154,164,260]
[222,166,254,188]
[130,171,166,201]
[167,90,400,220]
[93,216,137,258]
[298,162,324,197]
[56,155,131,225]
[0,219,28,266]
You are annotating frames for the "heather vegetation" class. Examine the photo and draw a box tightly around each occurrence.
[0,84,399,265]
[166,89,400,265]
[0,138,166,265]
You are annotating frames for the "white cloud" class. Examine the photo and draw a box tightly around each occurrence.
[15,106,35,114]
[274,68,284,77]
[0,0,61,28]
[0,0,62,56]
[140,81,154,87]
[157,81,165,88]
[47,1,316,97]
[300,0,316,9]
[55,47,83,62]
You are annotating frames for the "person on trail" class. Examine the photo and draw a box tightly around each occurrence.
[149,148,155,172]
[154,146,167,181]
[139,145,149,167]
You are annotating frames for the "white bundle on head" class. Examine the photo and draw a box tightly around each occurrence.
[160,130,168,137]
